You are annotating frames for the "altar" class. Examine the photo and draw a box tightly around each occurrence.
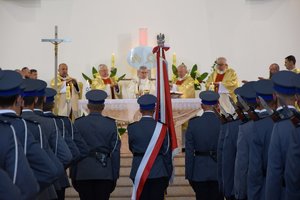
[78,98,202,152]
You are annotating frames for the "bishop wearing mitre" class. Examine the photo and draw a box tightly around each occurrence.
[51,63,82,119]
[126,66,156,98]
[205,57,239,114]
[91,64,122,99]
[171,63,195,99]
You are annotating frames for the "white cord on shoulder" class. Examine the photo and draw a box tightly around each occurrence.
[21,119,28,156]
[37,124,43,149]
[52,118,59,155]
[9,125,18,184]
[60,119,65,139]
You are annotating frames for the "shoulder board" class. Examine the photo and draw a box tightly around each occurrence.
[105,116,115,121]
[128,121,138,127]
[0,119,12,125]
[1,113,21,119]
[57,115,69,119]
[23,118,40,125]
[189,116,200,121]
[75,116,85,121]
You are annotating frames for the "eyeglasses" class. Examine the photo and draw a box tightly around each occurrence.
[217,63,225,66]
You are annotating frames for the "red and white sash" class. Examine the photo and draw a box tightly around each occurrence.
[131,122,167,200]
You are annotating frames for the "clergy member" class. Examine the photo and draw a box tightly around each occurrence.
[205,57,239,114]
[285,55,300,73]
[91,64,121,99]
[126,66,156,98]
[172,63,195,98]
[50,63,82,119]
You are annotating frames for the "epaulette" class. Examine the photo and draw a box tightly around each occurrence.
[0,113,21,119]
[189,116,200,121]
[127,121,138,127]
[105,116,115,121]
[23,118,40,125]
[75,116,85,121]
[0,119,12,125]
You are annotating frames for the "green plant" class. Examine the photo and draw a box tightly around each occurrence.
[172,64,208,90]
[82,66,126,84]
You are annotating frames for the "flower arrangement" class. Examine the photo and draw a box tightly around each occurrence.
[172,64,208,90]
[82,66,126,84]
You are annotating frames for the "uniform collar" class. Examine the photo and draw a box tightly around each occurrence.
[276,105,296,111]
[0,109,17,114]
[22,109,33,112]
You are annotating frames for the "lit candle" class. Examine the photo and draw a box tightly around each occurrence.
[172,53,176,66]
[111,53,115,68]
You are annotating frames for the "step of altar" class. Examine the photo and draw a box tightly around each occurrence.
[65,153,195,200]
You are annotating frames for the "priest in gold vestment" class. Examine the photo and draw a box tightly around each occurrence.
[205,57,239,114]
[91,64,122,99]
[126,66,156,98]
[171,63,195,99]
[50,63,82,119]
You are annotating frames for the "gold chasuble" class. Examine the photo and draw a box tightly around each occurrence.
[91,75,122,99]
[205,67,239,114]
[172,75,195,99]
[50,75,82,119]
[292,68,300,74]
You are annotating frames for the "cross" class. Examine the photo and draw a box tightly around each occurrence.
[41,26,70,90]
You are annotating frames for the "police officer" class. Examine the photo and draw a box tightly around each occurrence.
[265,71,298,200]
[222,87,243,200]
[185,91,222,200]
[284,74,300,200]
[0,71,39,197]
[128,94,171,200]
[21,79,73,168]
[234,81,259,200]
[74,89,120,200]
[248,79,276,200]
[43,87,81,200]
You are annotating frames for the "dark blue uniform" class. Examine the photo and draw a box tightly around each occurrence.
[0,168,21,200]
[73,89,120,200]
[234,120,254,200]
[284,73,300,200]
[222,119,241,199]
[217,123,228,193]
[0,119,39,200]
[0,112,58,191]
[265,70,298,200]
[185,90,222,200]
[285,126,300,200]
[248,111,274,200]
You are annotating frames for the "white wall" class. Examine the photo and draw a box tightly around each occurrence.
[0,0,300,85]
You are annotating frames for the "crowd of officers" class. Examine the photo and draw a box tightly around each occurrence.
[2,67,300,200]
[188,70,300,200]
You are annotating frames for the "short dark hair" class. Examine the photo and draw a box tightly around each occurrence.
[23,96,35,107]
[87,103,104,112]
[30,69,37,73]
[0,95,19,108]
[35,96,44,108]
[43,102,54,112]
[285,55,296,65]
[22,67,29,71]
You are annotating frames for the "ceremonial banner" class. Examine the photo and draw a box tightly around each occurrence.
[131,34,179,200]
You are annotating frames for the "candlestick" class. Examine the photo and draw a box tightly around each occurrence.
[111,53,115,68]
[172,53,176,66]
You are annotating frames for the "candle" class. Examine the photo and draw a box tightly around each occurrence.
[172,53,176,66]
[111,53,115,68]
